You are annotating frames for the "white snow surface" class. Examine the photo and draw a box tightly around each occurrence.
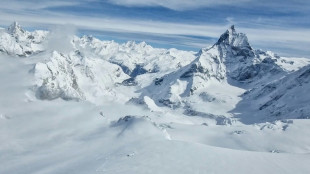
[1,22,310,174]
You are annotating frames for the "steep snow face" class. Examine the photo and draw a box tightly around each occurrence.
[137,54,228,109]
[237,64,310,123]
[0,22,47,56]
[134,56,244,123]
[34,51,129,103]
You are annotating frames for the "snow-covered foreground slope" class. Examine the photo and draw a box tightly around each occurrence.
[1,22,310,173]
[1,55,310,174]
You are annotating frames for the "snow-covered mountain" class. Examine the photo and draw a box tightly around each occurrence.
[1,22,309,121]
[131,25,310,122]
[73,36,196,79]
[33,51,130,102]
[32,36,196,103]
[0,23,195,103]
[211,25,287,83]
[1,22,310,174]
[0,22,47,56]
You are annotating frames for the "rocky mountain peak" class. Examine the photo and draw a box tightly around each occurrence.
[7,21,25,36]
[194,25,286,83]
[216,25,251,49]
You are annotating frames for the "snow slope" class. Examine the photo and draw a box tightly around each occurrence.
[1,55,310,174]
[236,64,310,123]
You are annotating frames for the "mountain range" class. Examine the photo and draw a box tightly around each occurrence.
[1,22,310,174]
[1,22,310,123]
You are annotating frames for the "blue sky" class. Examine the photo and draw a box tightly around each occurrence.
[0,0,309,57]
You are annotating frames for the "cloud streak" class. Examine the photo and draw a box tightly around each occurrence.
[0,0,82,11]
[107,0,250,10]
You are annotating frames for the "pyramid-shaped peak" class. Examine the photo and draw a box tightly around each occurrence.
[228,25,236,32]
[216,25,251,48]
[7,21,25,35]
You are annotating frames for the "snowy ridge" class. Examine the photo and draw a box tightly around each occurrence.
[34,51,129,103]
[0,22,47,56]
[73,35,196,79]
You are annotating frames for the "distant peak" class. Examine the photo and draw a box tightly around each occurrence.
[125,40,136,47]
[9,21,20,28]
[228,25,238,37]
[7,21,25,35]
[215,25,250,48]
[13,21,19,26]
[229,25,235,32]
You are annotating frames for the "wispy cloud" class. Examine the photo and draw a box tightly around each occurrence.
[46,24,77,54]
[0,0,81,11]
[106,0,250,10]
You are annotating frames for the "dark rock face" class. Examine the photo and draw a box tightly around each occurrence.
[131,65,148,77]
[158,99,181,109]
[183,106,233,125]
[230,60,283,81]
[127,97,146,105]
[231,46,254,59]
[122,78,138,86]
[215,25,251,49]
[154,77,164,85]
[297,68,310,83]
[180,63,207,79]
